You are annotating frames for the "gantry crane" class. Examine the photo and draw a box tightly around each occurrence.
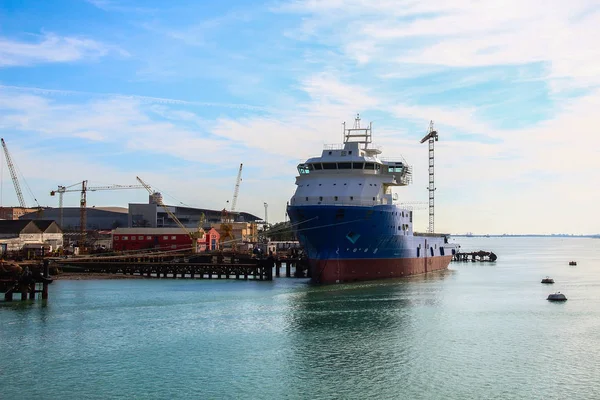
[50,181,144,251]
[230,163,243,212]
[420,121,439,233]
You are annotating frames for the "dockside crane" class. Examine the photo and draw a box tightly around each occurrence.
[1,138,42,214]
[135,177,201,249]
[1,138,26,208]
[419,121,439,233]
[50,181,144,251]
[230,163,243,212]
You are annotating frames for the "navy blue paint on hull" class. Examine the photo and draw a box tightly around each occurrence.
[287,204,436,262]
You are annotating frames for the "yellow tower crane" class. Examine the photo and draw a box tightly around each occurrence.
[50,181,144,252]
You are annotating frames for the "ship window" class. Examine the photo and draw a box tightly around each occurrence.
[305,197,308,201]
[319,196,323,201]
[375,164,381,170]
[323,163,337,170]
[314,163,323,170]
[338,162,351,169]
[297,164,310,175]
[123,236,128,240]
[353,162,364,169]
[328,151,332,155]
[344,183,347,185]
[365,163,375,170]
[372,197,376,201]
[410,211,413,223]
[333,183,336,186]
[359,183,362,186]
[319,183,322,186]
[115,236,120,240]
[398,226,401,231]
[350,196,354,200]
[334,196,338,201]
[349,151,353,155]
[308,164,315,171]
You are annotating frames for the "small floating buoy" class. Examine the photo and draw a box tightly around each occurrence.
[569,261,577,266]
[547,292,567,301]
[541,276,554,284]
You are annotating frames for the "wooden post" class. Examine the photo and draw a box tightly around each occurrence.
[275,259,281,277]
[42,282,48,300]
[5,290,13,302]
[20,284,28,301]
[286,262,291,278]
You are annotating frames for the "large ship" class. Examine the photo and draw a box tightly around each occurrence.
[286,115,458,283]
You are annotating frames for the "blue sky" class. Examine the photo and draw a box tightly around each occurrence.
[1,0,599,234]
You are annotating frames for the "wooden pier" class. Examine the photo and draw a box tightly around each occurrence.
[52,251,310,281]
[452,250,497,262]
[1,260,52,301]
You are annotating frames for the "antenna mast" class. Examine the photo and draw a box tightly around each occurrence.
[419,121,439,233]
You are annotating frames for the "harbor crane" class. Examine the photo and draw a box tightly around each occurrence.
[1,138,26,208]
[50,181,144,251]
[1,138,42,213]
[420,121,439,233]
[135,176,201,247]
[230,163,243,212]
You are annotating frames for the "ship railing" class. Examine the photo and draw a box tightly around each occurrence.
[290,198,417,208]
[323,144,345,150]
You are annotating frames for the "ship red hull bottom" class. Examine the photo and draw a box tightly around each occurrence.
[309,255,453,283]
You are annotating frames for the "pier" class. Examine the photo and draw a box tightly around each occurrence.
[1,260,52,301]
[52,251,309,281]
[452,250,497,262]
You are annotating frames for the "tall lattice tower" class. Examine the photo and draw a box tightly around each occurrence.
[420,121,438,233]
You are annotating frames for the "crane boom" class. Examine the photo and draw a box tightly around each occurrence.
[231,163,243,212]
[135,176,195,242]
[50,182,144,228]
[1,138,26,208]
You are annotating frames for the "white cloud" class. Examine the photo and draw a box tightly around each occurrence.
[277,0,600,90]
[0,33,127,67]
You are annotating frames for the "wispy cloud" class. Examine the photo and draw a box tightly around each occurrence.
[0,32,128,67]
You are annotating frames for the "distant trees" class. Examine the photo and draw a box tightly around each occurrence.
[264,222,296,241]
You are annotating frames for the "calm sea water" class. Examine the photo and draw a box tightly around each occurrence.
[1,237,600,399]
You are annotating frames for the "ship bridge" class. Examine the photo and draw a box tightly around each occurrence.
[291,115,412,207]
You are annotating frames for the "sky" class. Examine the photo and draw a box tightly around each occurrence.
[0,0,599,235]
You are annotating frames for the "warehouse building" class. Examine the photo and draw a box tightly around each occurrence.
[20,207,129,231]
[0,220,63,255]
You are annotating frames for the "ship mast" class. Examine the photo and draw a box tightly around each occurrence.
[343,114,372,148]
[420,121,438,233]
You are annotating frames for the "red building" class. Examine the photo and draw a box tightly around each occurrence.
[112,228,194,252]
[198,228,220,252]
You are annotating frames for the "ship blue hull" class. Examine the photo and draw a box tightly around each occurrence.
[287,204,455,283]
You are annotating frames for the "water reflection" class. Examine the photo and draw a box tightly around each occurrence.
[280,274,451,399]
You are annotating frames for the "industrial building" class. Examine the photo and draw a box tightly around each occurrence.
[20,207,129,231]
[112,227,220,252]
[0,206,40,220]
[0,220,63,254]
[128,194,261,229]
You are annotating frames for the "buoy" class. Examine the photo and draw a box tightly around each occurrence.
[569,261,577,266]
[541,276,554,284]
[547,292,567,301]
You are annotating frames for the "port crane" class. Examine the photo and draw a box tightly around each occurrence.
[50,181,144,251]
[135,177,202,249]
[1,138,42,214]
[420,121,439,233]
[230,163,243,212]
